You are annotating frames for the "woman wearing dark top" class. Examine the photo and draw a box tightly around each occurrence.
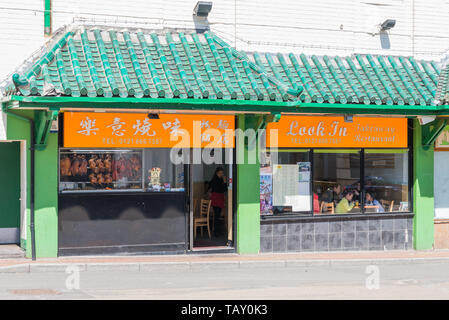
[209,167,227,237]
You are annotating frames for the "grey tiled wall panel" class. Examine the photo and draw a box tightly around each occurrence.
[260,215,413,253]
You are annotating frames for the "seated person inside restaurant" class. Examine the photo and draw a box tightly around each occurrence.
[352,181,362,203]
[365,190,385,213]
[320,183,342,207]
[336,190,355,214]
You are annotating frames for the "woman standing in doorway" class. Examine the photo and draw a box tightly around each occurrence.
[208,167,228,237]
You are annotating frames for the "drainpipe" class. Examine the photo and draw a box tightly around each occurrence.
[44,0,52,36]
[3,109,36,261]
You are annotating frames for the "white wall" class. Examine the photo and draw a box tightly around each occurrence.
[1,0,449,82]
[1,0,449,137]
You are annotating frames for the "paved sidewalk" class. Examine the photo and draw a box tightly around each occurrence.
[1,249,449,273]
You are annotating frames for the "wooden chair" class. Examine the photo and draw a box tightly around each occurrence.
[380,200,394,212]
[194,199,212,239]
[320,201,334,214]
[192,198,199,215]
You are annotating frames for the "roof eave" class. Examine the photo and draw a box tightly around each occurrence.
[3,95,449,116]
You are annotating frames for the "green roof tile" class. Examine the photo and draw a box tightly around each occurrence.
[9,26,442,107]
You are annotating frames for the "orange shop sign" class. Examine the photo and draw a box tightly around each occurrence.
[266,116,408,148]
[63,112,235,148]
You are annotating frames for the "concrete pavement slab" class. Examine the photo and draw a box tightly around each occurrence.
[140,262,190,272]
[0,264,29,273]
[86,263,140,272]
[190,261,240,270]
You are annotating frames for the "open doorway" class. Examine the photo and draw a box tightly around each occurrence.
[190,149,233,250]
[0,141,22,245]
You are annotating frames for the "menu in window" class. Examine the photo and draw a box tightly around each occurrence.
[272,165,311,211]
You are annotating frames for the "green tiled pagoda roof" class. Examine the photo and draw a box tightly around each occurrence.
[10,27,441,106]
[436,63,449,105]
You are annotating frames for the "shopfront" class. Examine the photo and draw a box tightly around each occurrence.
[3,26,447,258]
[58,111,235,255]
[260,115,414,252]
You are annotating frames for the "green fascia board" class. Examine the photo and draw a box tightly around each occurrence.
[296,103,446,115]
[5,96,449,115]
[6,95,301,113]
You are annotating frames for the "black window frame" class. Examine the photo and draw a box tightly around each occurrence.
[260,120,413,219]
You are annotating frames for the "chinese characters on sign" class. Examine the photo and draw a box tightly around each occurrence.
[64,112,235,148]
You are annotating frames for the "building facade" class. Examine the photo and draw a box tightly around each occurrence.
[1,1,449,257]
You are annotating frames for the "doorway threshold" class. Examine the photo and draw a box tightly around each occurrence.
[189,246,236,254]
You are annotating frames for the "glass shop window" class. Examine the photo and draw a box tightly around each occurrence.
[143,148,185,192]
[59,148,185,193]
[313,150,361,215]
[363,150,409,213]
[260,150,311,216]
[59,149,143,192]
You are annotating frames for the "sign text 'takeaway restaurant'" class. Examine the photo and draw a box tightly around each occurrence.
[266,116,407,148]
[64,112,235,148]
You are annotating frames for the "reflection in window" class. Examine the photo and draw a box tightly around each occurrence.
[260,150,311,216]
[59,149,143,192]
[313,150,361,215]
[364,150,409,213]
[143,148,185,192]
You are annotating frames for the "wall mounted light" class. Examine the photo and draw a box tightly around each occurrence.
[344,114,353,123]
[380,19,396,31]
[147,113,159,119]
[193,1,213,17]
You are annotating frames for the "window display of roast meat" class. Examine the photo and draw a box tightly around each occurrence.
[59,150,142,192]
[79,155,88,176]
[60,156,71,177]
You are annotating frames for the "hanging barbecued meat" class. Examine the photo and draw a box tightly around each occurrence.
[105,173,112,184]
[96,157,105,173]
[71,155,81,176]
[97,173,104,185]
[111,159,117,181]
[60,156,71,176]
[104,155,112,173]
[130,155,141,179]
[88,156,97,169]
[79,156,88,176]
[124,158,132,178]
[117,157,126,180]
[89,173,97,185]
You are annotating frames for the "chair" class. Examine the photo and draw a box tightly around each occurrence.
[192,198,199,215]
[320,201,334,214]
[380,200,394,212]
[194,199,212,239]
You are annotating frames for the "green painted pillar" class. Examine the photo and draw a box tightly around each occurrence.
[413,119,434,250]
[6,111,58,257]
[33,132,58,257]
[236,114,260,254]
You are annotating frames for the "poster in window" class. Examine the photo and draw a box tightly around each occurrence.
[298,162,311,182]
[260,166,273,215]
[272,165,311,212]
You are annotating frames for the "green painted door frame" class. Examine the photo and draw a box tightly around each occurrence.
[6,110,58,258]
[0,141,21,243]
[413,119,435,249]
[236,114,261,254]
